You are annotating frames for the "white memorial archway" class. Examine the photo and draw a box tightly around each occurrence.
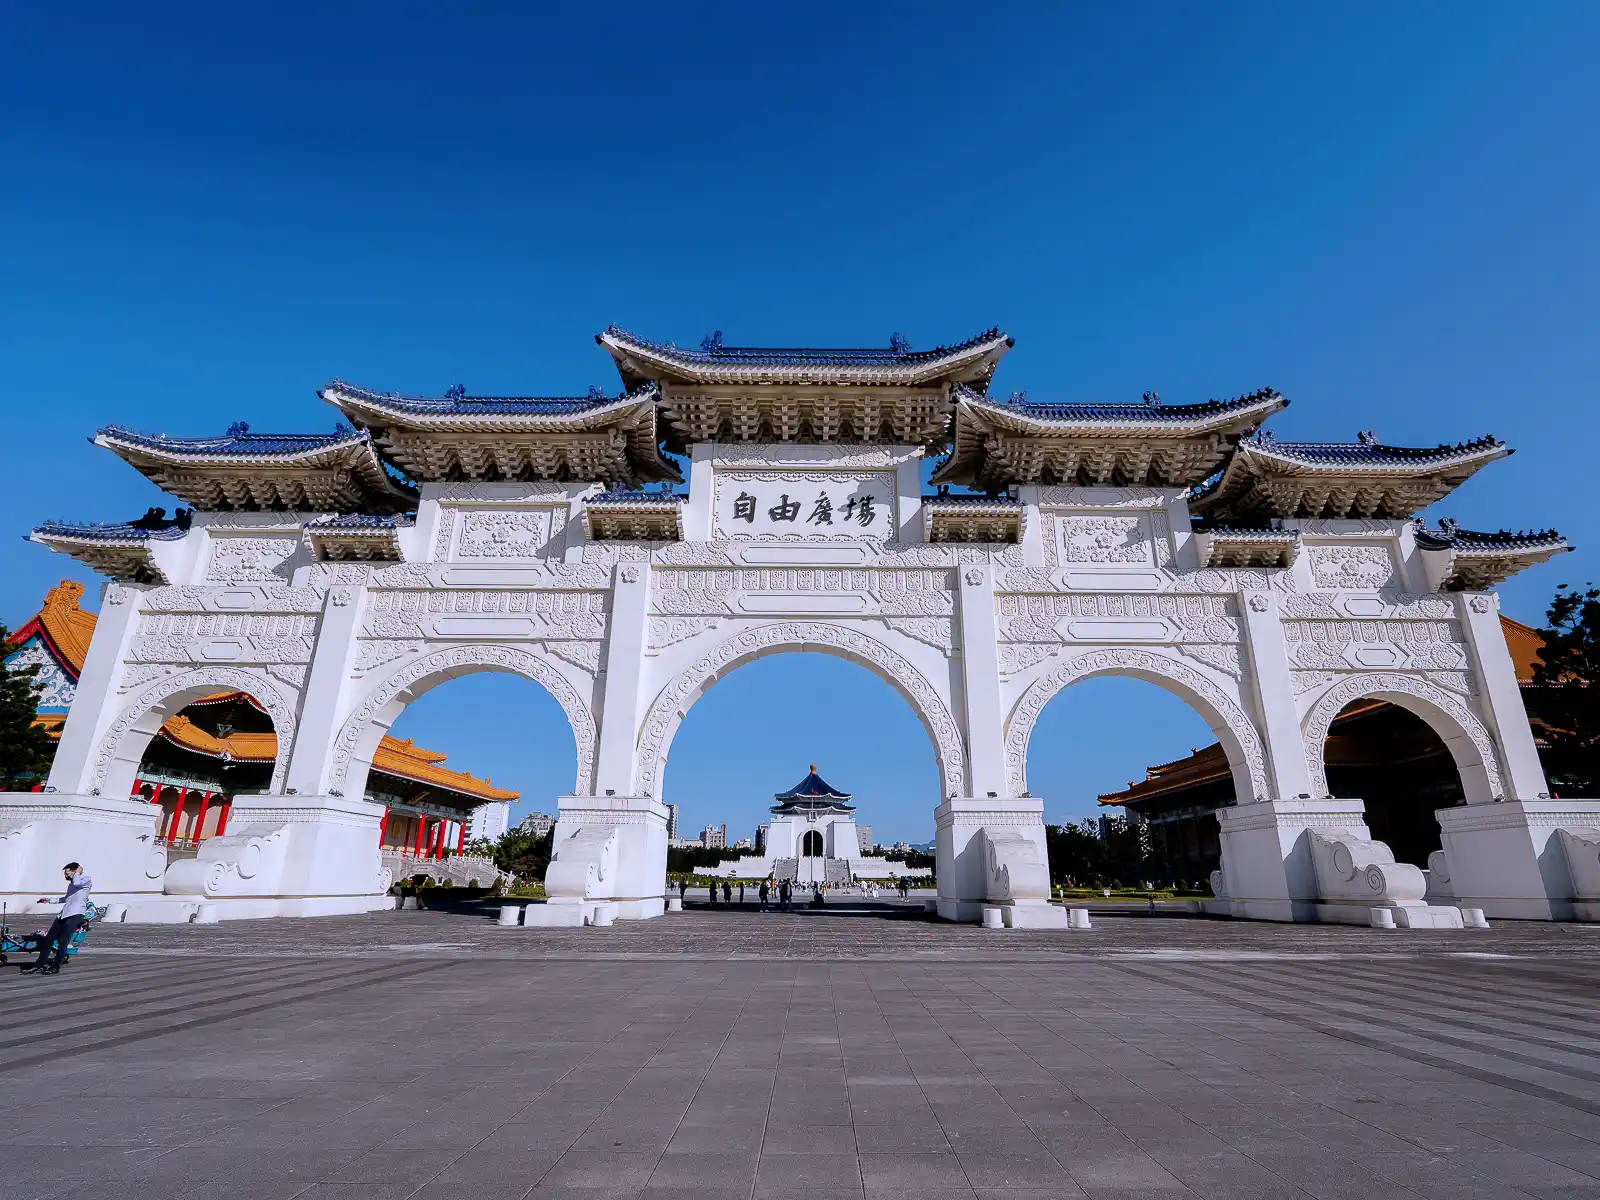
[19,325,1596,922]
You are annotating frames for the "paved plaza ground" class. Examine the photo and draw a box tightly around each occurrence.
[2,904,1599,1200]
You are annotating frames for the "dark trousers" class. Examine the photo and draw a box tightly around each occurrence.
[34,915,84,968]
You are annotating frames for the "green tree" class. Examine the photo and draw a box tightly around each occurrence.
[489,826,555,882]
[0,625,55,789]
[1532,583,1600,795]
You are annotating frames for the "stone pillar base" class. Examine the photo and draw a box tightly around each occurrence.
[1215,799,1370,923]
[1437,799,1600,920]
[0,793,165,904]
[164,793,390,906]
[934,797,1052,922]
[549,796,669,921]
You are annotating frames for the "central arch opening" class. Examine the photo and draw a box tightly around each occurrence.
[660,651,940,908]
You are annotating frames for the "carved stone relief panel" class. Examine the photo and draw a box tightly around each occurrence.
[1306,543,1398,590]
[451,508,565,559]
[1282,618,1468,672]
[205,536,299,583]
[996,593,1238,645]
[361,588,608,640]
[646,616,723,653]
[1058,515,1153,565]
[129,609,319,666]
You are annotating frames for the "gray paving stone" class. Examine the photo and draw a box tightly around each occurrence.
[4,910,1599,1200]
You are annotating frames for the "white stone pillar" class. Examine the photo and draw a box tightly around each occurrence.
[284,584,366,797]
[547,793,670,921]
[894,450,923,543]
[1237,589,1315,801]
[1214,798,1370,922]
[46,584,146,795]
[1436,799,1600,921]
[956,564,1007,799]
[601,562,651,798]
[1455,593,1546,800]
[684,446,716,542]
[536,562,667,922]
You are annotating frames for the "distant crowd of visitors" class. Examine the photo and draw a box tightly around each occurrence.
[671,876,914,910]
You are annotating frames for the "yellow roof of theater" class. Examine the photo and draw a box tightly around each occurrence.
[13,581,518,804]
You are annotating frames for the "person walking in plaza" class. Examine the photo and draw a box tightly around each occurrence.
[738,881,745,906]
[721,880,731,905]
[707,880,716,906]
[779,878,792,912]
[758,881,769,910]
[23,863,92,976]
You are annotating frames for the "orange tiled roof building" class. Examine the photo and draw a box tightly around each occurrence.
[7,581,516,858]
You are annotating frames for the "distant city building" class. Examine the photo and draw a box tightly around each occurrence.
[856,825,872,854]
[701,824,727,849]
[891,841,912,854]
[518,811,556,837]
[469,801,513,843]
[664,803,680,842]
[734,837,754,850]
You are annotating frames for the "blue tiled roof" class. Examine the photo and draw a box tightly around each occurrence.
[980,386,1281,422]
[327,380,657,416]
[307,513,415,529]
[923,493,1020,507]
[1414,523,1566,551]
[586,490,684,506]
[602,325,1009,367]
[98,426,364,456]
[33,520,188,542]
[775,768,852,801]
[1249,432,1506,465]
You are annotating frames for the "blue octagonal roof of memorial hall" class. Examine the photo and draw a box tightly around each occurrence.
[774,765,853,806]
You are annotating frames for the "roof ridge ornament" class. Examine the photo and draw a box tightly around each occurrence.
[1143,390,1161,407]
[1357,429,1379,446]
[889,333,911,353]
[444,384,466,400]
[225,421,249,437]
[700,330,723,351]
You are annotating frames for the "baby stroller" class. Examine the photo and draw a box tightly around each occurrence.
[0,903,108,969]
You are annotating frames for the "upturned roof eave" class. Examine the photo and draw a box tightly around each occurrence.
[597,328,1012,388]
[320,383,661,429]
[1233,438,1510,476]
[951,389,1286,438]
[94,429,418,510]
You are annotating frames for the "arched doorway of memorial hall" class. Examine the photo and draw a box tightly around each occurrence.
[1316,699,1468,869]
[659,651,943,912]
[1020,673,1257,892]
[343,668,579,883]
[128,690,276,858]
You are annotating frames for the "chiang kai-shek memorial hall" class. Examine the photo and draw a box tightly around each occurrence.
[14,325,1600,926]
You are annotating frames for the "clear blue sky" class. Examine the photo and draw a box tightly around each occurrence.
[5,4,1597,840]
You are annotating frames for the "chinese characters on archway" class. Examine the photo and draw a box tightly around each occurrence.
[715,477,895,537]
[731,490,877,528]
